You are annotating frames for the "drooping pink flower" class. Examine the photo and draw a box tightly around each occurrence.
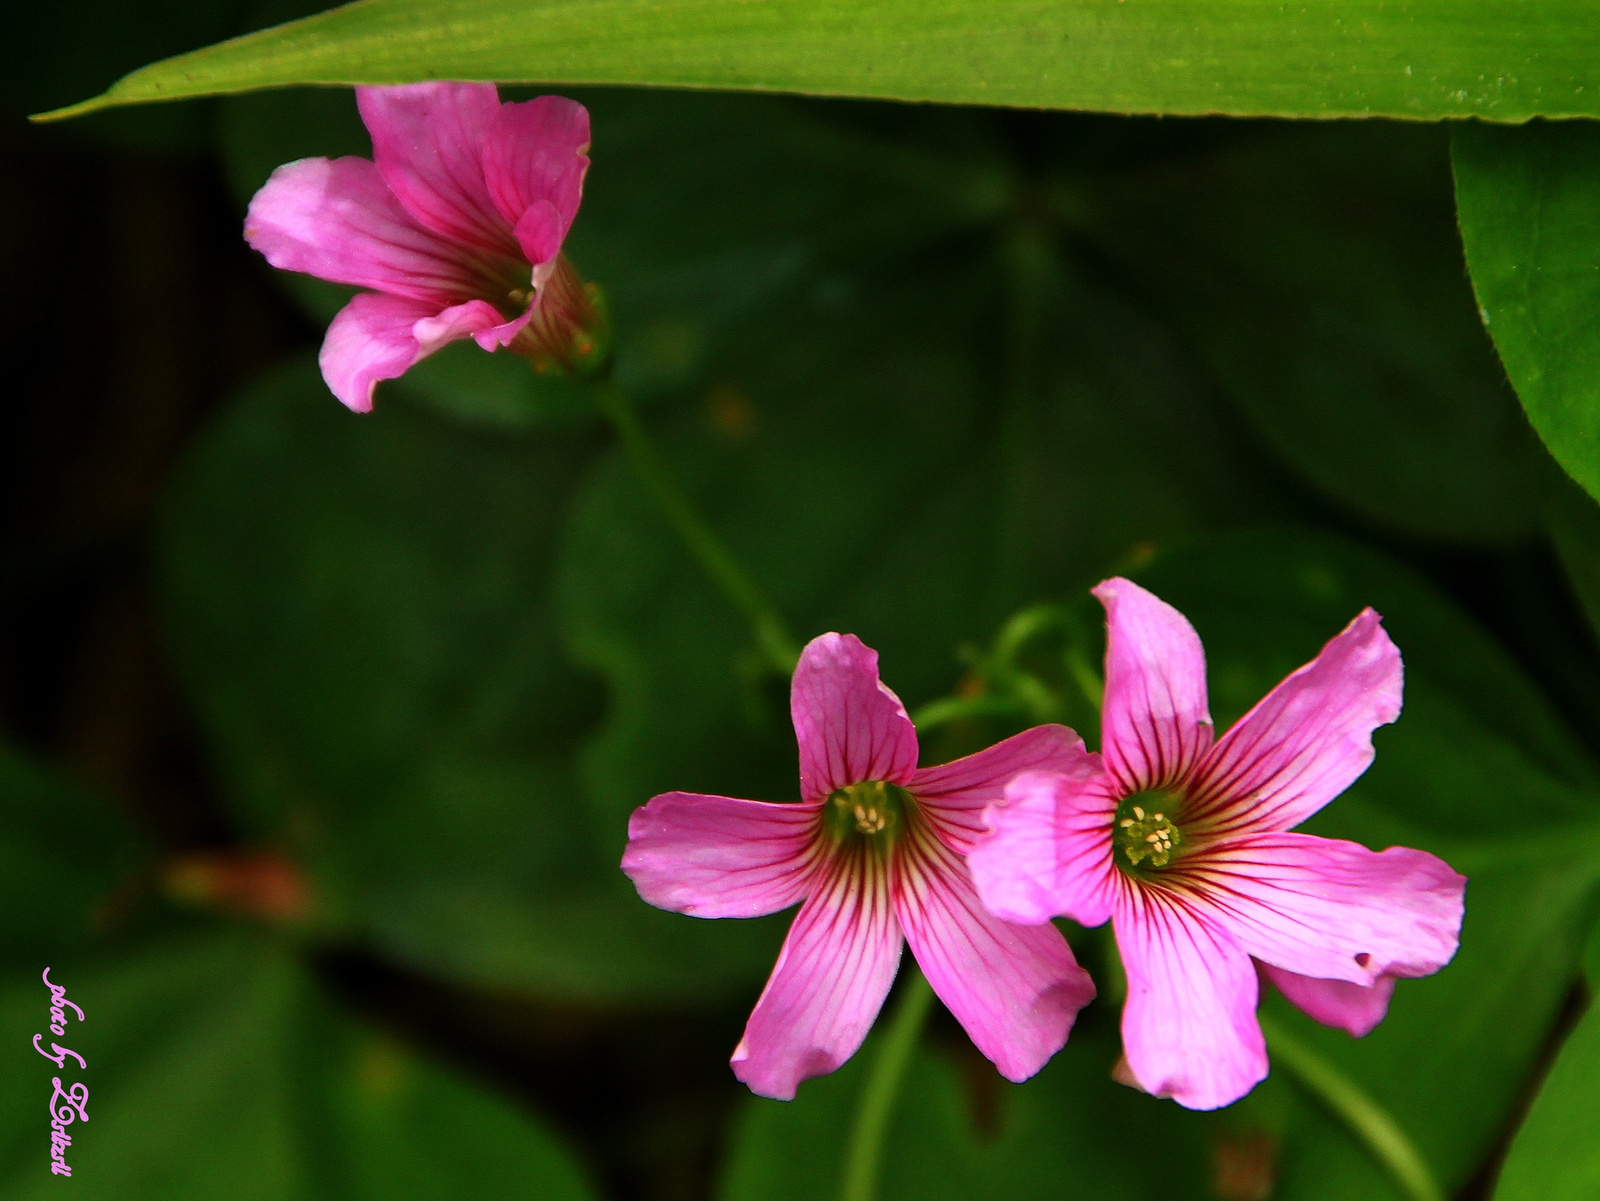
[622,633,1097,1100]
[968,578,1465,1111]
[244,83,598,412]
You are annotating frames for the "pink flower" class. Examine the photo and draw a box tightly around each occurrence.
[622,633,1097,1100]
[968,578,1466,1111]
[244,83,598,412]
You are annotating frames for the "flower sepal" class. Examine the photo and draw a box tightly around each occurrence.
[514,255,613,378]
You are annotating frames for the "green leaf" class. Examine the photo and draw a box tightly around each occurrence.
[36,0,1600,124]
[0,744,147,965]
[0,930,599,1200]
[721,1022,1218,1201]
[1128,527,1600,1197]
[1453,120,1600,504]
[158,354,785,1000]
[1548,475,1600,649]
[1492,995,1600,1201]
[1487,854,1600,1201]
[1091,122,1550,543]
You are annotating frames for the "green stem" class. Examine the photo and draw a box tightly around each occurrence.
[1258,1013,1444,1201]
[911,693,1029,733]
[838,970,936,1201]
[594,380,799,675]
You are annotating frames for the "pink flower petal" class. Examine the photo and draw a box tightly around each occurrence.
[909,724,1093,853]
[1094,578,1215,793]
[1116,885,1267,1110]
[318,292,439,413]
[1182,831,1464,988]
[245,156,480,304]
[967,767,1120,928]
[468,304,536,352]
[482,95,591,239]
[621,792,821,918]
[512,200,569,270]
[894,823,1094,1082]
[413,298,512,352]
[357,83,518,257]
[731,851,902,1100]
[791,633,918,801]
[1186,608,1403,834]
[1259,961,1397,1037]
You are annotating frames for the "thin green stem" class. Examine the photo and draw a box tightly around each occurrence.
[594,380,799,675]
[910,693,1029,733]
[1258,1013,1444,1201]
[838,970,936,1201]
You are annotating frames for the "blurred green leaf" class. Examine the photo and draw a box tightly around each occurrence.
[1453,121,1600,505]
[1091,122,1549,543]
[39,0,1600,123]
[158,354,790,1000]
[722,1022,1218,1201]
[1130,527,1600,1197]
[0,744,147,965]
[556,225,1276,857]
[0,930,598,1200]
[1547,476,1600,654]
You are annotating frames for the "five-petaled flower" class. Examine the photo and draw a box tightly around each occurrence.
[245,82,598,412]
[968,578,1466,1111]
[622,633,1097,1100]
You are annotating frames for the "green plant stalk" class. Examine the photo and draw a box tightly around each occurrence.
[594,379,799,675]
[910,693,1030,733]
[838,970,936,1201]
[1258,1013,1445,1201]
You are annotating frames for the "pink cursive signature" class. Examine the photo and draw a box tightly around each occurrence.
[34,968,87,1176]
[47,1078,88,1177]
[33,969,85,1071]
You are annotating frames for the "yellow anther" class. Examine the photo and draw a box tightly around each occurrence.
[1114,791,1184,871]
[825,780,908,844]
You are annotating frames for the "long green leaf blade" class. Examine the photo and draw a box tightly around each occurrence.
[33,0,1600,123]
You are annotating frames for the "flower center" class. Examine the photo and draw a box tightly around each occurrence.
[1114,789,1184,872]
[824,780,910,845]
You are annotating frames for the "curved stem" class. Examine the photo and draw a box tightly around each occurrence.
[1258,1013,1444,1201]
[911,693,1029,733]
[838,970,936,1201]
[594,380,799,675]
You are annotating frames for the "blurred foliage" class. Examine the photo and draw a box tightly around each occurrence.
[1482,917,1600,1201]
[0,746,597,1198]
[11,3,1600,1199]
[723,1023,1218,1201]
[1088,124,1551,544]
